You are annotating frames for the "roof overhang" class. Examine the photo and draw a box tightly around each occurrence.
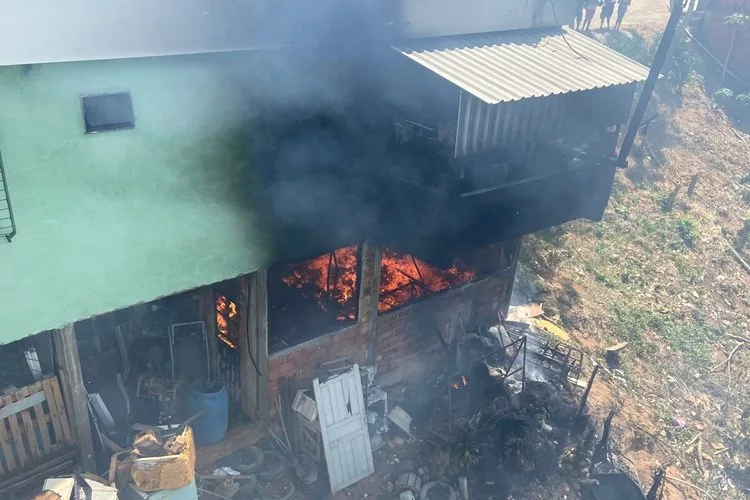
[392,27,650,105]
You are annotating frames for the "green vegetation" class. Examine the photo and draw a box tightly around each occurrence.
[659,186,680,213]
[604,30,697,93]
[724,12,750,26]
[604,31,655,66]
[611,303,714,366]
[713,87,734,106]
[712,88,750,121]
[675,216,700,248]
[674,253,702,283]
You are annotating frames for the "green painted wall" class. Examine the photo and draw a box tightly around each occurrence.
[0,54,276,343]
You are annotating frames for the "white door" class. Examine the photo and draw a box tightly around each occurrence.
[313,364,375,493]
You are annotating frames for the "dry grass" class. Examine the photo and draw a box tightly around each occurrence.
[520,24,750,500]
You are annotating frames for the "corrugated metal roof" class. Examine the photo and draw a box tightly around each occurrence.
[393,27,650,104]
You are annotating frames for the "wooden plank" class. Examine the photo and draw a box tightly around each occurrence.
[0,448,77,492]
[0,414,15,474]
[256,269,270,418]
[7,459,75,492]
[54,324,96,472]
[1,393,27,468]
[359,241,382,365]
[0,390,46,421]
[31,384,53,455]
[48,368,73,447]
[14,386,42,460]
[200,285,220,383]
[41,378,64,450]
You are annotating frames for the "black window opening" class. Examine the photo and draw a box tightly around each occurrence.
[378,242,514,314]
[268,245,360,354]
[82,92,135,133]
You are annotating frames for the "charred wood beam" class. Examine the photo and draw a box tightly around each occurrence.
[646,466,667,500]
[577,365,600,416]
[594,409,616,463]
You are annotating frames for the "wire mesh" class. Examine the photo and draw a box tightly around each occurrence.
[0,331,55,394]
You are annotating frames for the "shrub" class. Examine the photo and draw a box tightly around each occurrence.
[604,31,654,66]
[735,93,750,109]
[676,216,700,248]
[663,34,699,92]
[713,88,734,106]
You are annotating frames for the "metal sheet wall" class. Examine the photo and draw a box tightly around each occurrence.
[454,92,567,158]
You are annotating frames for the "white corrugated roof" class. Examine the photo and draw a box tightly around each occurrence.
[393,27,651,104]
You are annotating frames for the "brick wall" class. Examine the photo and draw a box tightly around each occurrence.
[266,243,379,410]
[266,241,517,406]
[267,322,369,409]
[374,270,516,388]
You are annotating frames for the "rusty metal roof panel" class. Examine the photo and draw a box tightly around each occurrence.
[392,27,650,104]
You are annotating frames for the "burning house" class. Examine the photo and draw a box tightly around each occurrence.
[0,0,651,495]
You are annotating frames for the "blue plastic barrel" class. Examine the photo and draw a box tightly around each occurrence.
[186,384,228,446]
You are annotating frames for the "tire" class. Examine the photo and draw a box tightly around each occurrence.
[420,481,459,500]
[260,478,296,500]
[258,450,289,481]
[233,446,265,474]
[294,454,319,485]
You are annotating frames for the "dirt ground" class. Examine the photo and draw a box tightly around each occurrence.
[521,2,750,499]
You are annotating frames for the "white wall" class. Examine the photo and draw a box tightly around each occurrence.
[398,0,578,38]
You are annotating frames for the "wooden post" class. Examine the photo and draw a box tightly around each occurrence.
[360,241,382,366]
[255,270,269,417]
[240,271,269,418]
[722,27,737,82]
[200,285,219,383]
[239,275,254,417]
[618,0,686,166]
[53,324,96,473]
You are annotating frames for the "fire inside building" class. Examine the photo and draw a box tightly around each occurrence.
[0,0,660,497]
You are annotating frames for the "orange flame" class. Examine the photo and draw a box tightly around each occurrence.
[216,294,239,349]
[281,246,359,321]
[378,248,475,313]
[452,375,469,390]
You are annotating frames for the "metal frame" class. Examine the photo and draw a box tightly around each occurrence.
[448,335,527,429]
[0,151,17,242]
[168,321,210,384]
[504,320,583,384]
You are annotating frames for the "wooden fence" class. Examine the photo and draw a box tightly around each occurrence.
[0,376,76,479]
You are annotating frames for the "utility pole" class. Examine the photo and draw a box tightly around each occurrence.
[616,0,687,167]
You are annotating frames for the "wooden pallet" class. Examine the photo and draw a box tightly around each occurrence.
[0,376,75,478]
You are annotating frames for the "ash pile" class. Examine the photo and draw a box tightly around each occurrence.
[415,315,647,500]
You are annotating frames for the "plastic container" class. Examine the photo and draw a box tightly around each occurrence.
[185,383,228,446]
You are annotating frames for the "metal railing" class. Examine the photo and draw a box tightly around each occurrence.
[0,151,17,242]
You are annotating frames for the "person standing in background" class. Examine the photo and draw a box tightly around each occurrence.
[581,0,601,31]
[574,0,586,30]
[614,0,632,30]
[600,0,616,28]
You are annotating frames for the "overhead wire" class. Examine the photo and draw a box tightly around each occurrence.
[549,0,590,61]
